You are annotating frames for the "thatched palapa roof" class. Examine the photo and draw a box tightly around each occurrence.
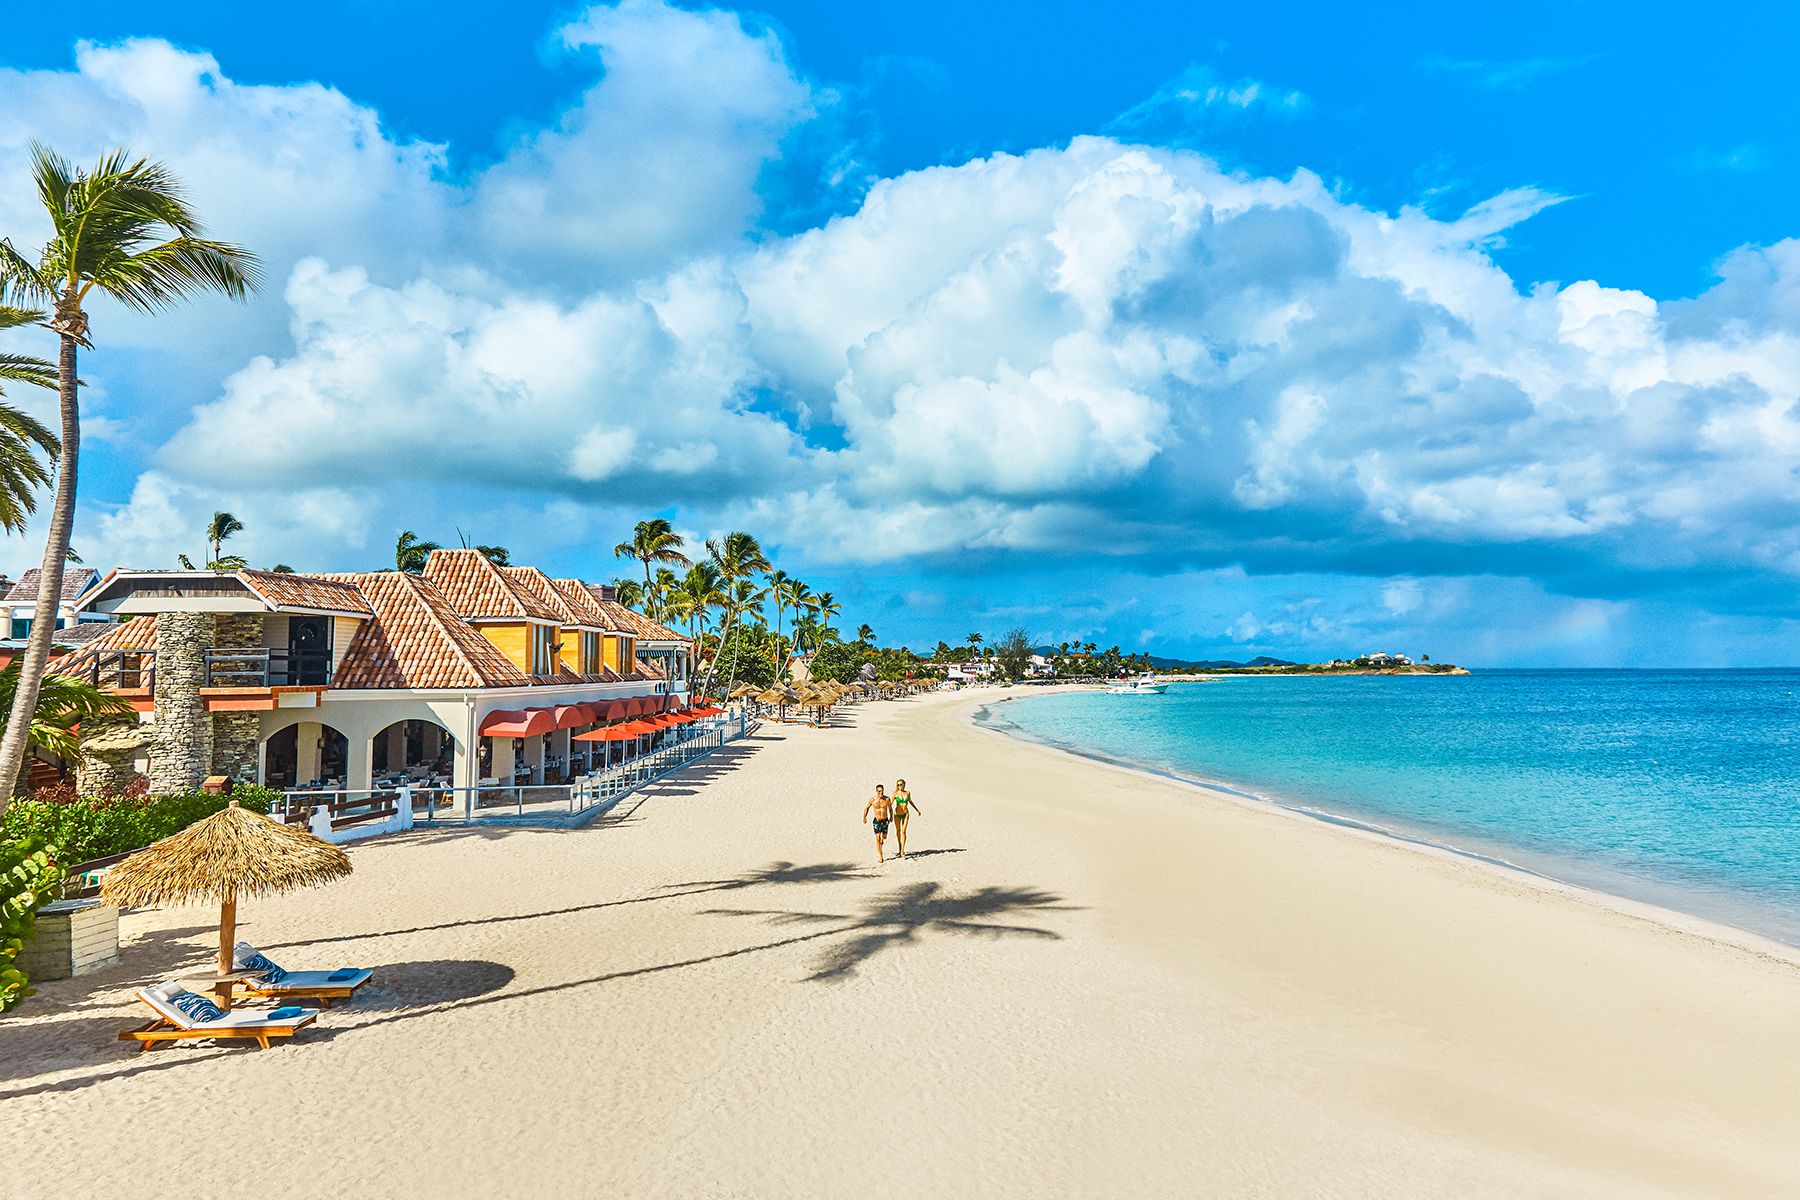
[101,801,353,908]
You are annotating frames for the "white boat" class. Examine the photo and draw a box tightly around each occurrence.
[1105,675,1168,695]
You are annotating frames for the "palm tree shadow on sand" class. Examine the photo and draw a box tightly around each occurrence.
[707,880,1077,981]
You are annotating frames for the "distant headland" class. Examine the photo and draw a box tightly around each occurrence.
[1158,651,1469,676]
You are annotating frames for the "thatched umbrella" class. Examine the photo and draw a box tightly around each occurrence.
[102,800,352,1004]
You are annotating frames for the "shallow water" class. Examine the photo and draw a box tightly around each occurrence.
[980,670,1800,945]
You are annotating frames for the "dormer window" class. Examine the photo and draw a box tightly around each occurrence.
[531,624,556,675]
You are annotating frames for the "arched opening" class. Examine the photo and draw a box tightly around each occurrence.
[263,721,350,789]
[371,718,456,788]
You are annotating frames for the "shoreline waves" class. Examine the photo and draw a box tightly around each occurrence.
[975,675,1800,954]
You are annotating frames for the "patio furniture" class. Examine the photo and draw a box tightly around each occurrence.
[119,980,318,1051]
[233,941,373,1007]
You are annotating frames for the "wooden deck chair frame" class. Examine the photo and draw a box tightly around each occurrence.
[118,1013,316,1051]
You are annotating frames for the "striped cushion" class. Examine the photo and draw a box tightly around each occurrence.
[169,990,226,1023]
[236,947,289,983]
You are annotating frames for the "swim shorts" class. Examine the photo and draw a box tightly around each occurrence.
[873,818,890,835]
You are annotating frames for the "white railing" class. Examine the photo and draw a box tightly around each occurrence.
[275,711,748,831]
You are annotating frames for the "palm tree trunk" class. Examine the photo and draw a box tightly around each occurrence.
[0,334,80,811]
[697,603,739,701]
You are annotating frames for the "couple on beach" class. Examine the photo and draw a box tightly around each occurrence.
[862,779,919,863]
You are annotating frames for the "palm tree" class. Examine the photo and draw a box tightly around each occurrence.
[813,591,842,641]
[764,569,791,673]
[610,578,645,609]
[692,531,770,701]
[644,567,681,622]
[475,544,509,566]
[612,518,689,611]
[206,510,243,566]
[716,577,769,698]
[0,658,134,763]
[0,144,258,807]
[269,563,296,574]
[966,633,983,656]
[395,530,439,573]
[857,623,875,645]
[0,307,57,535]
[671,561,725,647]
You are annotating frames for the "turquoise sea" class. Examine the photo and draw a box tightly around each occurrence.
[978,671,1800,946]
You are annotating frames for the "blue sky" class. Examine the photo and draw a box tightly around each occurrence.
[3,0,1800,665]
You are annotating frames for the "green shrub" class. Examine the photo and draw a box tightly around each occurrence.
[0,786,276,868]
[1,836,63,1012]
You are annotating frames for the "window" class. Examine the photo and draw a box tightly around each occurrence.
[623,636,636,671]
[10,618,29,640]
[530,624,556,675]
[583,632,600,674]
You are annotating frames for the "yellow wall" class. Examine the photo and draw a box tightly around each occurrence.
[602,633,623,673]
[483,622,532,674]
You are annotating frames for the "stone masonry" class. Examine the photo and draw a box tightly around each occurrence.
[209,613,265,782]
[211,712,261,782]
[148,611,212,794]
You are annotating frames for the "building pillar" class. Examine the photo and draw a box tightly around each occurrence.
[490,736,516,784]
[295,721,322,784]
[547,726,568,784]
[148,611,212,795]
[422,724,442,761]
[346,730,374,798]
[523,733,545,785]
[385,724,407,771]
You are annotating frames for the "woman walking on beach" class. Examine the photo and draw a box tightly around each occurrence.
[863,784,893,863]
[892,778,921,858]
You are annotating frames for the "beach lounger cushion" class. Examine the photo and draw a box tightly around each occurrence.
[233,941,289,982]
[233,941,371,996]
[248,968,373,992]
[169,988,227,1023]
[138,982,317,1032]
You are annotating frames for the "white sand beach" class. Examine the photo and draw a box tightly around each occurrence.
[5,687,1799,1198]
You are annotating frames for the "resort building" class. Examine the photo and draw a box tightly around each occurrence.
[4,567,108,641]
[56,550,692,798]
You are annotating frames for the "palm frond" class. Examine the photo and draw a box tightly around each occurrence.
[0,242,54,307]
[91,236,261,313]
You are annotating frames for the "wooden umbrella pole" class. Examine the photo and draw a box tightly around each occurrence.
[217,889,238,1010]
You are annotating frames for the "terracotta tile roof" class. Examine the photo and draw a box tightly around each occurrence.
[238,570,374,615]
[6,567,99,604]
[540,575,614,630]
[322,572,531,690]
[499,567,599,629]
[424,550,559,622]
[583,586,689,644]
[51,615,157,674]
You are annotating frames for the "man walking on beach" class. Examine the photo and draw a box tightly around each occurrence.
[863,784,893,863]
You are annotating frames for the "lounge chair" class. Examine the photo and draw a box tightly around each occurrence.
[233,941,373,1007]
[119,981,317,1051]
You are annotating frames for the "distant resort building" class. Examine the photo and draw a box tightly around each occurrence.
[2,567,112,648]
[50,549,692,798]
[1360,651,1414,667]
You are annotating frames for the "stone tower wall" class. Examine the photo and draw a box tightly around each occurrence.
[148,611,213,794]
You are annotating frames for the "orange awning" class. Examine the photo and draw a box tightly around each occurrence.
[551,704,593,730]
[574,719,656,741]
[480,708,556,737]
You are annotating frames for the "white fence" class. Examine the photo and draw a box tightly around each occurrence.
[274,711,751,835]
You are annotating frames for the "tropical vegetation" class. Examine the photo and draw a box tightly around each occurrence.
[0,783,278,868]
[0,661,133,762]
[0,143,259,810]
